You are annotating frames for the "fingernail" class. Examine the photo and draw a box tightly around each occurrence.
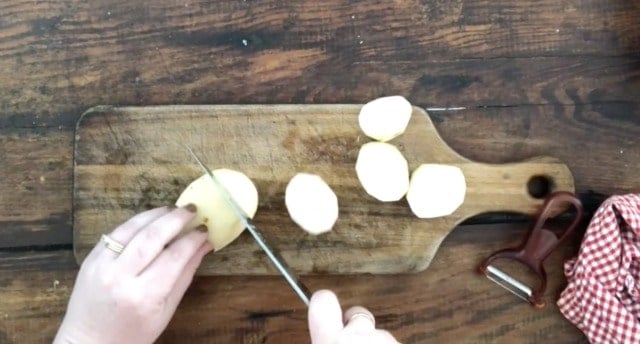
[195,224,208,232]
[184,203,197,213]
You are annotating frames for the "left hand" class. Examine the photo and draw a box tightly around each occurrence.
[54,204,212,344]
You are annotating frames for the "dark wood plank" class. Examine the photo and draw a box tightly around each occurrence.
[0,250,75,344]
[4,56,640,128]
[0,223,587,343]
[431,104,640,196]
[1,0,640,124]
[2,0,636,61]
[0,128,72,248]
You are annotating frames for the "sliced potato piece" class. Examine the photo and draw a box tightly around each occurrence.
[285,173,339,235]
[407,164,466,218]
[175,168,259,250]
[358,95,413,141]
[355,142,409,202]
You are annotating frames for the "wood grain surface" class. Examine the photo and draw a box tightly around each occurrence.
[2,0,640,127]
[1,223,588,343]
[2,0,640,342]
[73,105,574,274]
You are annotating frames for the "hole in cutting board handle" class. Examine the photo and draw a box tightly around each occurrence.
[527,175,554,199]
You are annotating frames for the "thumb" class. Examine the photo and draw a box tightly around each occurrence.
[308,289,344,344]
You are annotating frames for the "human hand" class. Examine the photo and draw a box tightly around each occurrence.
[308,290,400,344]
[54,205,212,344]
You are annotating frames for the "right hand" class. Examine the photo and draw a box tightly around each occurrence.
[308,290,399,344]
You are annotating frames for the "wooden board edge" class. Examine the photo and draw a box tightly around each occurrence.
[412,106,471,163]
[72,105,117,265]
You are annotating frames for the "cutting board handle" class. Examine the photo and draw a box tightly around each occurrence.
[458,156,575,218]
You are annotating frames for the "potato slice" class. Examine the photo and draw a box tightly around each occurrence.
[285,173,339,235]
[175,168,258,250]
[406,164,466,218]
[355,142,409,202]
[358,95,413,141]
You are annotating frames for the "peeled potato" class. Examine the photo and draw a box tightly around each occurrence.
[355,142,409,202]
[406,164,466,218]
[358,95,413,141]
[285,173,339,235]
[175,168,259,250]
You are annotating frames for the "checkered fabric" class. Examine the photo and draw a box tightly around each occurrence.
[557,194,640,344]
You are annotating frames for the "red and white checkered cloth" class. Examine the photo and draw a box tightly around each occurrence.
[557,194,640,343]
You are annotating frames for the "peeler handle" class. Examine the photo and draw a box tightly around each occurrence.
[521,191,584,265]
[478,191,584,308]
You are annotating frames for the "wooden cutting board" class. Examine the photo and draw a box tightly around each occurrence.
[73,105,575,275]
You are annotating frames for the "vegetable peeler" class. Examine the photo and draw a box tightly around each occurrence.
[478,191,584,308]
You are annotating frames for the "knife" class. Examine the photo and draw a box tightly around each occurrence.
[186,146,312,306]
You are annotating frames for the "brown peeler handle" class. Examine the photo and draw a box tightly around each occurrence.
[519,191,584,265]
[479,191,583,307]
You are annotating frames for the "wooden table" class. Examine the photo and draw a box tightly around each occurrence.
[1,1,638,342]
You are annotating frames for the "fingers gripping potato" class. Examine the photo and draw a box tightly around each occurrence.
[175,169,258,251]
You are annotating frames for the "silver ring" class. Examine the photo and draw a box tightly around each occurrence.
[348,312,375,327]
[101,234,125,254]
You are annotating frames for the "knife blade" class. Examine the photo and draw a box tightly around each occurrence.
[186,146,311,306]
